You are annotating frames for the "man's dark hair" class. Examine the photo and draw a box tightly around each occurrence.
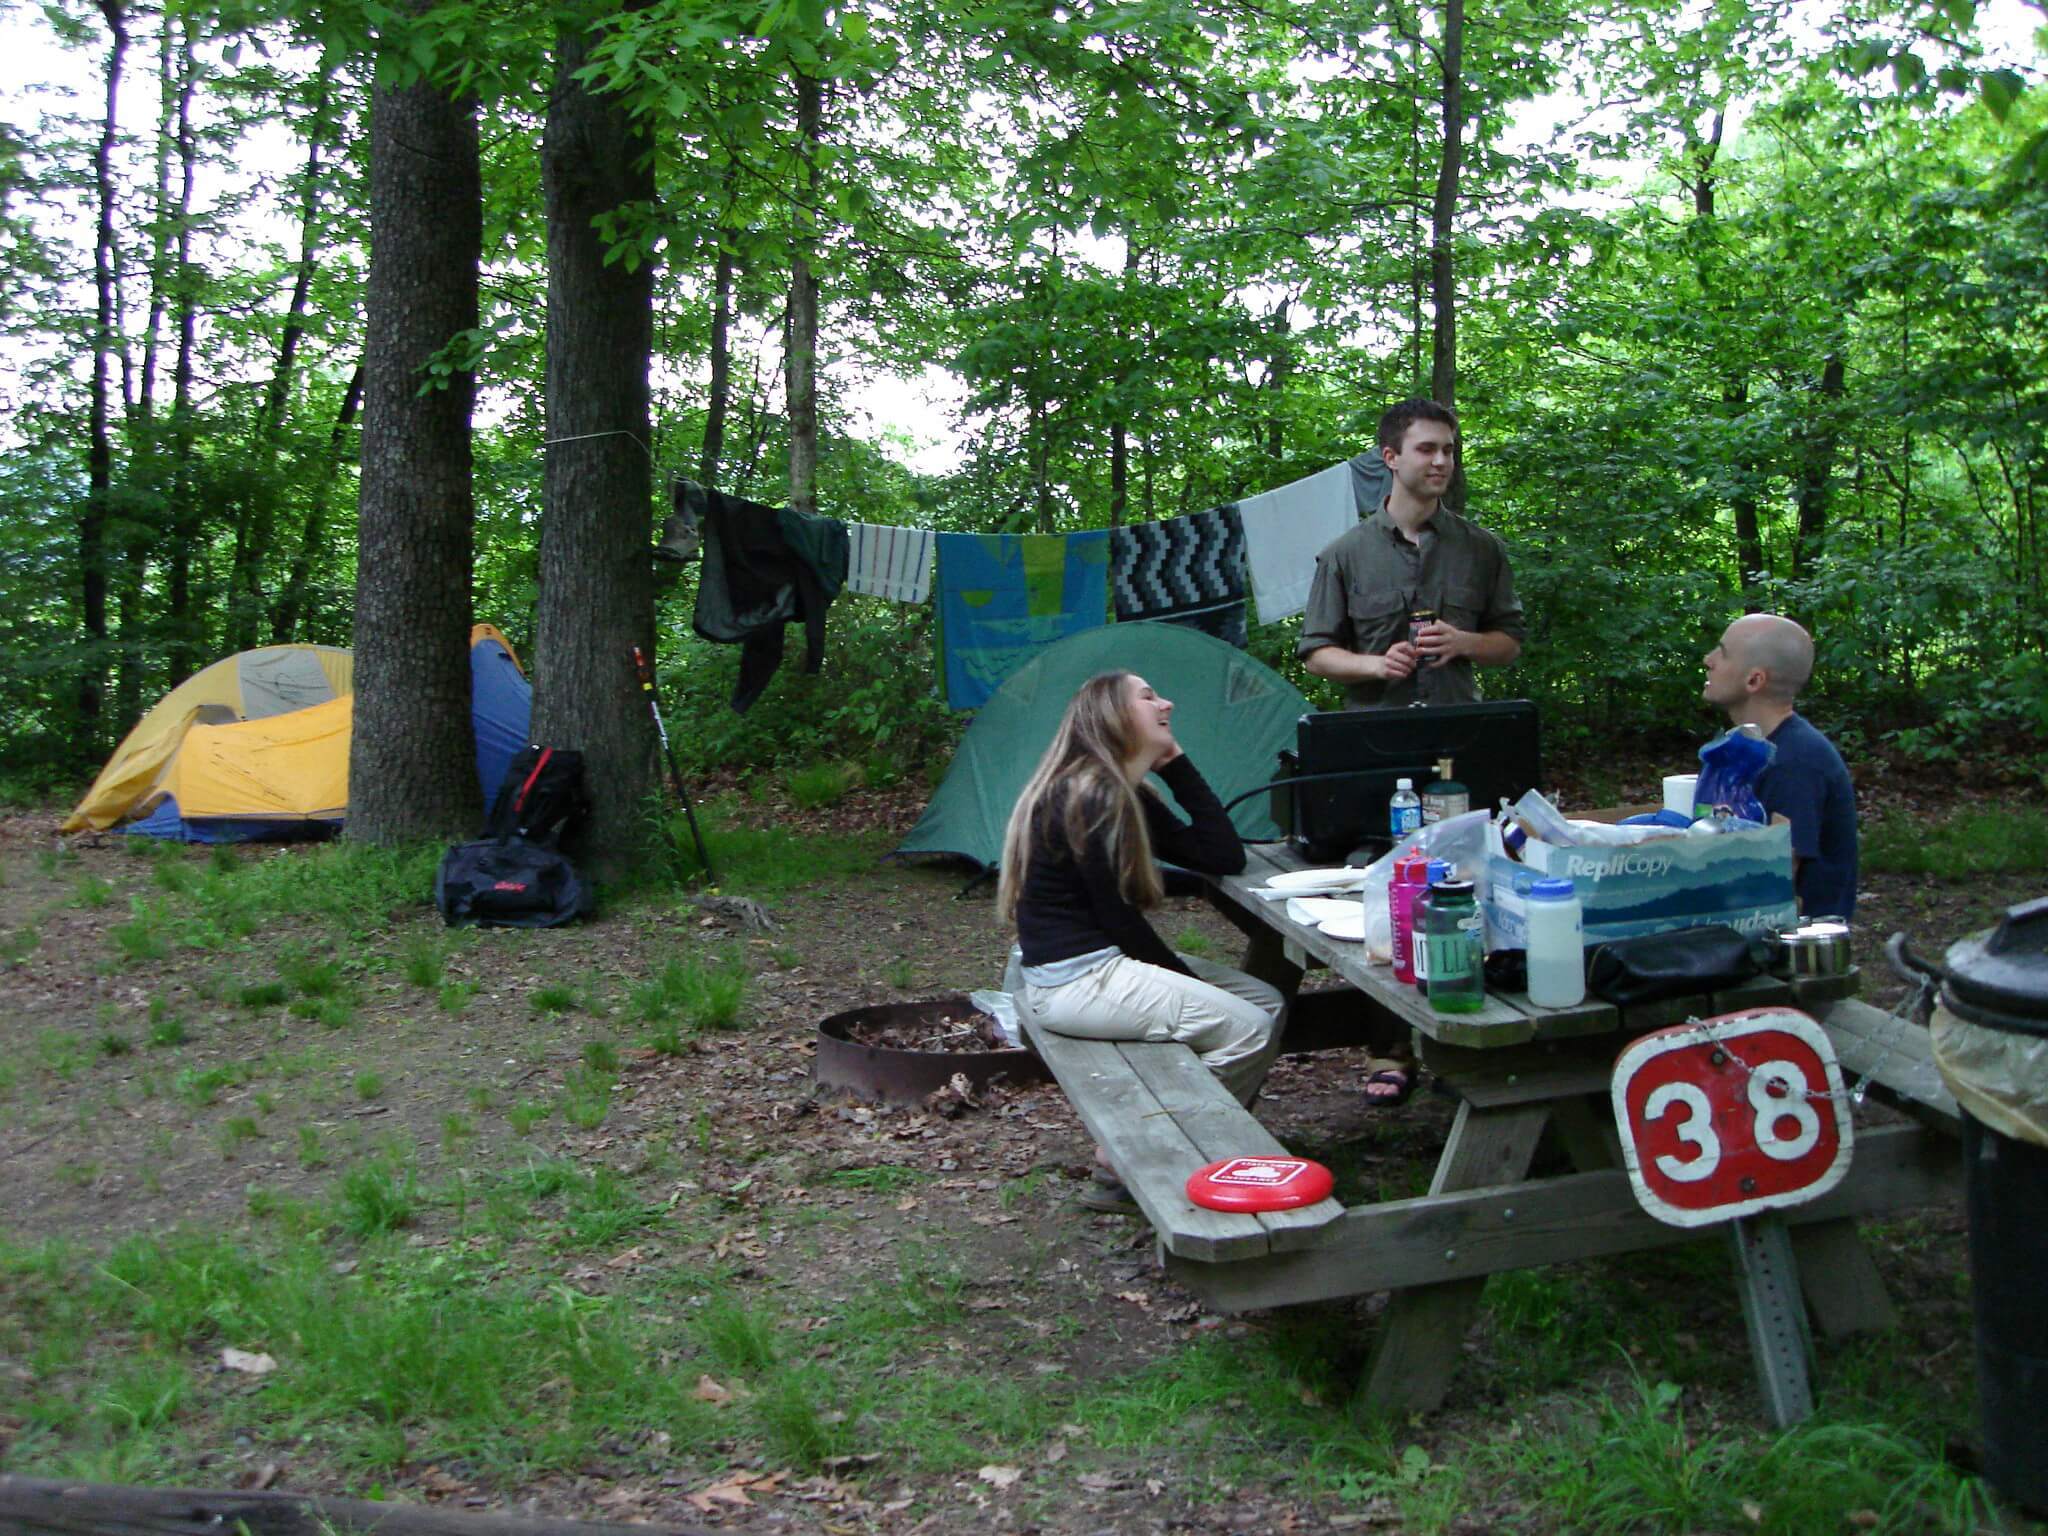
[1377,398,1459,455]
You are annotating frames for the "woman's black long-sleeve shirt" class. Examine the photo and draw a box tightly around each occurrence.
[1014,756,1246,978]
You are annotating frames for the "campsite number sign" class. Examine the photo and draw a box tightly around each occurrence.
[1610,1008,1853,1229]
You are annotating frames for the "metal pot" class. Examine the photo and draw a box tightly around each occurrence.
[1771,918,1853,978]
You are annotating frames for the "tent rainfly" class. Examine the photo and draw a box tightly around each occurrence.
[892,622,1309,873]
[62,626,530,842]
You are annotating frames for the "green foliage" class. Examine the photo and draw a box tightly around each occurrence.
[1863,805,2048,877]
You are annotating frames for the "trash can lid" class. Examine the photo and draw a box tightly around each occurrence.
[1942,895,2048,1035]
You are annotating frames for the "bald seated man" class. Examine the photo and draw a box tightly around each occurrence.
[1701,614,1859,920]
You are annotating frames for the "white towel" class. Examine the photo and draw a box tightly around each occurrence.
[846,523,935,604]
[1237,463,1356,622]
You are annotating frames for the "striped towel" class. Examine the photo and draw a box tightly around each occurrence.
[846,523,936,604]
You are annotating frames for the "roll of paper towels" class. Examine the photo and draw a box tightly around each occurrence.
[1663,774,1699,817]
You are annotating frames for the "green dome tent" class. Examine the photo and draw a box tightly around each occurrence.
[894,623,1310,872]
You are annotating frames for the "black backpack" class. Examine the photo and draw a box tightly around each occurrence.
[487,746,591,848]
[435,836,593,929]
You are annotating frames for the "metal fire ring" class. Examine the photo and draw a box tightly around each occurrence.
[814,994,1052,1105]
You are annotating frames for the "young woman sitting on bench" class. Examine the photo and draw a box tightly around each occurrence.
[997,671,1286,1211]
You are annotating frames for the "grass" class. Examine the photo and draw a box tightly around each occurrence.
[109,901,171,964]
[532,983,579,1013]
[71,874,114,909]
[506,1099,551,1136]
[337,1159,418,1236]
[658,802,887,896]
[629,948,749,1041]
[558,1065,614,1130]
[786,760,857,809]
[398,933,448,988]
[1864,804,2048,878]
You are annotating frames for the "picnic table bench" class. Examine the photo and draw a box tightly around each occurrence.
[1026,842,1963,1419]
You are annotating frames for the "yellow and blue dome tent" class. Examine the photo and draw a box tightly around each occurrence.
[62,626,530,841]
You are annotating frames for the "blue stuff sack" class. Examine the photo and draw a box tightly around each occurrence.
[1693,727,1774,827]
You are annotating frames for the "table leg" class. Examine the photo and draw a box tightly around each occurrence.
[1789,1217,1899,1338]
[1730,1213,1815,1428]
[1548,1093,1622,1172]
[1240,925,1304,999]
[1354,1100,1549,1419]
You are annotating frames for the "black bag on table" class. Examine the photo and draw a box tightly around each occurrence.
[435,834,593,929]
[487,745,590,848]
[1586,924,1769,1008]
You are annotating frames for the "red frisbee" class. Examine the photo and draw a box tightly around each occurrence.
[1186,1156,1335,1212]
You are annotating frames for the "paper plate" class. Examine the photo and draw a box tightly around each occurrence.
[1317,909,1367,942]
[1186,1156,1336,1212]
[1286,896,1363,926]
[1262,867,1370,893]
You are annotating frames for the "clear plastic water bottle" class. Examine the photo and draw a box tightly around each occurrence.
[1424,879,1486,1014]
[1524,877,1586,1008]
[1389,777,1422,839]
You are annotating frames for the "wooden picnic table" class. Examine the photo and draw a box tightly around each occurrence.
[1167,842,1963,1417]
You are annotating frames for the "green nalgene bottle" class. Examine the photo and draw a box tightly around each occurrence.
[1424,878,1485,1014]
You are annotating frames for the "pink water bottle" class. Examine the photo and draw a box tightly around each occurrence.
[1388,855,1430,984]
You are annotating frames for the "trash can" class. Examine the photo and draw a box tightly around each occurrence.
[1930,895,2048,1515]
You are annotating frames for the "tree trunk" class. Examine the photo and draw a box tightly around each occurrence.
[1790,351,1846,580]
[700,229,734,488]
[164,19,201,684]
[229,80,333,654]
[347,12,482,845]
[1263,300,1290,462]
[1109,422,1127,528]
[1428,0,1462,412]
[532,0,659,876]
[80,0,129,745]
[785,71,823,512]
[1690,108,1761,600]
[272,363,365,643]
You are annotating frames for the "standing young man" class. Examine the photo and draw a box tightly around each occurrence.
[1299,400,1524,708]
[1701,613,1860,919]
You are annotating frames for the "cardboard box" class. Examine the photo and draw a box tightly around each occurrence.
[1485,817,1798,948]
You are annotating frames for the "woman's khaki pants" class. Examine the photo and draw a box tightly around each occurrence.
[1024,952,1285,1107]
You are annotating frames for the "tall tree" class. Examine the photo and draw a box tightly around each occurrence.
[346,7,483,844]
[785,68,823,512]
[531,0,659,872]
[79,0,129,745]
[1428,0,1463,411]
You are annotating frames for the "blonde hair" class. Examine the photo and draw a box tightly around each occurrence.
[996,672,1163,924]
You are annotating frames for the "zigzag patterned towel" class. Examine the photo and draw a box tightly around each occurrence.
[846,523,935,604]
[1110,505,1248,649]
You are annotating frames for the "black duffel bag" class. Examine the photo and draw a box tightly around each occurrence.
[1586,923,1770,1008]
[436,835,593,929]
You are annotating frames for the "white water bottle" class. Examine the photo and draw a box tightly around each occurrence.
[1524,877,1586,1008]
[1389,777,1422,838]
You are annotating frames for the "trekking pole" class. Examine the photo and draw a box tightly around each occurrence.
[632,645,715,882]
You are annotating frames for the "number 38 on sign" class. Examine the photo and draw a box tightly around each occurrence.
[1610,1008,1854,1229]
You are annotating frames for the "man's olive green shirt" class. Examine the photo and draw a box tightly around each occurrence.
[1297,503,1524,709]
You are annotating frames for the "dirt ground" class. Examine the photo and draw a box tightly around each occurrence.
[0,771,2037,1533]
